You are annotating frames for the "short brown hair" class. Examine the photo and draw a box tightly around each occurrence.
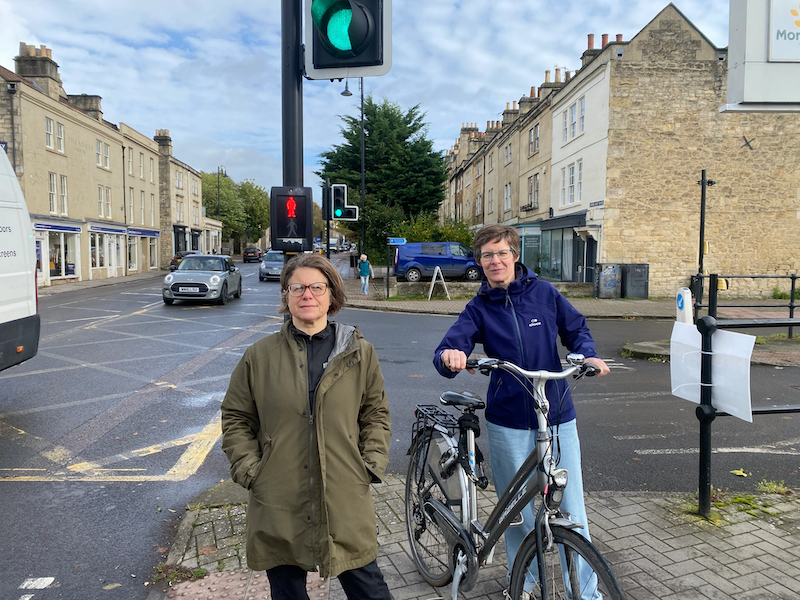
[278,253,347,315]
[472,224,520,258]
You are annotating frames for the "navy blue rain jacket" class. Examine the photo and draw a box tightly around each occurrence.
[433,264,598,429]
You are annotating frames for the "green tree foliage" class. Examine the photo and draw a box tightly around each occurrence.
[394,213,473,247]
[238,180,270,243]
[200,171,246,240]
[316,96,448,258]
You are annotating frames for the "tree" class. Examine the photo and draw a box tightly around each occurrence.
[238,180,270,243]
[200,172,246,241]
[316,96,448,257]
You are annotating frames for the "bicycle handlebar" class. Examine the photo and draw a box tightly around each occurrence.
[465,354,600,380]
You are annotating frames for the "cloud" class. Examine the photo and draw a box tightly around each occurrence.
[1,1,730,199]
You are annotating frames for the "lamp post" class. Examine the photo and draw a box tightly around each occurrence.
[216,166,227,218]
[341,78,365,255]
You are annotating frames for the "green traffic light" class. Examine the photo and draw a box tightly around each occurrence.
[326,8,353,52]
[334,208,343,217]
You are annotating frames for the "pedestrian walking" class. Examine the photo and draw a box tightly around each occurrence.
[221,253,392,600]
[358,254,374,295]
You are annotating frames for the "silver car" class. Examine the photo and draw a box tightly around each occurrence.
[163,255,242,305]
[259,250,284,281]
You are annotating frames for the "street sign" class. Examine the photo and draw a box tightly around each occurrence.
[387,237,406,245]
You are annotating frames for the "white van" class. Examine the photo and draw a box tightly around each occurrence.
[0,149,40,372]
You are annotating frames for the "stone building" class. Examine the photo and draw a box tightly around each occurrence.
[0,43,163,286]
[442,3,800,297]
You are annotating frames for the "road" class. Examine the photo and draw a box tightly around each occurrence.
[0,264,798,599]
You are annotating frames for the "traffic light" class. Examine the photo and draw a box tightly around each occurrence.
[304,0,392,80]
[331,184,358,221]
[270,186,314,252]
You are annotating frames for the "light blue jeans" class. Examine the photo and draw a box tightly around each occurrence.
[486,419,600,598]
[360,275,369,294]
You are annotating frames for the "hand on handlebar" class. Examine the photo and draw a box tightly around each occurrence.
[583,356,610,377]
[440,349,475,374]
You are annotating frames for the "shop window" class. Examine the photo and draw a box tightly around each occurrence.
[48,231,78,277]
[128,236,138,270]
[149,238,158,269]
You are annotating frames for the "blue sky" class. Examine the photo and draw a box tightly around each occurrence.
[1,1,731,198]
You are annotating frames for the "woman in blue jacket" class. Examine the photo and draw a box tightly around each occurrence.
[433,224,609,597]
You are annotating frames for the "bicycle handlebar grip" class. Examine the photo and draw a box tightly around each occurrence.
[466,358,480,369]
[583,363,600,377]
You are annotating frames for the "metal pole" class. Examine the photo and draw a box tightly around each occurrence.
[790,274,796,339]
[360,77,366,255]
[698,169,707,276]
[696,314,717,518]
[325,179,331,260]
[281,0,303,187]
[7,84,18,172]
[217,167,221,217]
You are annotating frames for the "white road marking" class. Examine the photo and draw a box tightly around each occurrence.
[614,434,667,440]
[49,315,117,324]
[19,595,35,600]
[635,446,800,456]
[19,577,54,589]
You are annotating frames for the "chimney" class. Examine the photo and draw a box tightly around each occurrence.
[565,71,571,82]
[616,34,623,42]
[545,70,551,83]
[67,94,104,121]
[587,34,594,50]
[602,33,609,47]
[154,129,173,157]
[15,42,66,102]
[555,68,561,83]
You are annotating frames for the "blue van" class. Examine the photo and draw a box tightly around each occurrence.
[394,242,480,282]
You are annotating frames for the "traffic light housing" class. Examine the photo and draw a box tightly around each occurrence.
[270,186,314,252]
[331,184,358,221]
[305,0,392,80]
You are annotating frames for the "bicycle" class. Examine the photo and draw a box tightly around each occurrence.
[405,353,626,600]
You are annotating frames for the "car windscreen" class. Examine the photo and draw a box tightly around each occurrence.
[178,257,225,271]
[265,252,283,261]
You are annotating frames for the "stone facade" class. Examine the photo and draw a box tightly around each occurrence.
[0,42,209,285]
[442,4,800,297]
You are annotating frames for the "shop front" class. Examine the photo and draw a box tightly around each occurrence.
[173,224,187,254]
[32,217,84,287]
[127,227,160,272]
[87,222,126,281]
[539,212,597,283]
[190,228,202,251]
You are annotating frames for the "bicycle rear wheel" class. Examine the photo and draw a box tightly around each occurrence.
[405,438,454,588]
[508,525,626,600]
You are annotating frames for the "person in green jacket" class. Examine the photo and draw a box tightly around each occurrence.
[221,253,391,600]
[358,254,374,294]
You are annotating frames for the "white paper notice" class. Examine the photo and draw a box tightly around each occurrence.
[670,321,756,423]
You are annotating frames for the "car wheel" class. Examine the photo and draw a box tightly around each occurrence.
[406,268,422,283]
[234,279,242,298]
[465,266,481,281]
[163,296,174,305]
[218,283,228,305]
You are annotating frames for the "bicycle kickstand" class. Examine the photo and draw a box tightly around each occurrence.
[450,550,467,600]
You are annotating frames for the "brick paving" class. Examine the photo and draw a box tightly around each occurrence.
[150,476,800,600]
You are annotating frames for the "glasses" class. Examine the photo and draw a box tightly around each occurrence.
[287,282,329,297]
[478,249,515,264]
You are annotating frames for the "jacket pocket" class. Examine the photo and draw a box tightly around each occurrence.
[246,433,273,489]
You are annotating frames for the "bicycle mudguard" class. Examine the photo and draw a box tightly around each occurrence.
[424,497,480,591]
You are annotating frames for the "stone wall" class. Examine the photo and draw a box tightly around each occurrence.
[604,7,800,297]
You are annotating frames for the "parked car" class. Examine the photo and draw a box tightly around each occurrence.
[163,255,242,305]
[242,247,263,263]
[394,242,480,283]
[170,250,200,268]
[259,250,284,281]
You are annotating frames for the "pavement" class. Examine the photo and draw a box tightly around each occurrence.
[36,263,800,599]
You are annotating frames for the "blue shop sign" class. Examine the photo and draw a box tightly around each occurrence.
[127,228,161,237]
[34,223,82,233]
[88,224,127,234]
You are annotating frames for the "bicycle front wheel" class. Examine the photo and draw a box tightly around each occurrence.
[508,525,626,600]
[405,439,454,588]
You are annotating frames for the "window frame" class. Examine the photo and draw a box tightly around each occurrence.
[46,118,54,149]
[96,140,102,166]
[56,122,65,153]
[128,147,133,174]
[533,173,540,208]
[98,185,105,217]
[139,152,144,179]
[105,187,112,217]
[577,159,583,203]
[49,172,57,213]
[503,182,512,212]
[103,143,110,169]
[569,103,577,138]
[59,174,68,214]
[560,168,566,206]
[568,163,575,205]
[579,97,585,134]
[140,190,145,224]
[149,157,155,183]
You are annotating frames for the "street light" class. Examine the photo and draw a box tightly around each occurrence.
[216,166,228,218]
[342,78,365,254]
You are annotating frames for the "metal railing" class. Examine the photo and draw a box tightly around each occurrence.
[692,273,798,337]
[692,274,800,517]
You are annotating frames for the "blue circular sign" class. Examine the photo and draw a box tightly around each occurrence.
[677,293,684,310]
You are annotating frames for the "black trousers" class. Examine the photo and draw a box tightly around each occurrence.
[266,560,391,600]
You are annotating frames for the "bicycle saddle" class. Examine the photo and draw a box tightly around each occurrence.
[440,391,486,409]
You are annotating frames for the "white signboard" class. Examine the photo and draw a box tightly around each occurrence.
[670,322,756,423]
[770,0,800,61]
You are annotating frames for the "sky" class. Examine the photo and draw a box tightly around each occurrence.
[0,1,731,199]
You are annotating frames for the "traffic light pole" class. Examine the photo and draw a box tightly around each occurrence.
[359,77,366,256]
[281,0,303,189]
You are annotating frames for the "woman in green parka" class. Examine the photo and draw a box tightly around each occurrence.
[221,253,391,600]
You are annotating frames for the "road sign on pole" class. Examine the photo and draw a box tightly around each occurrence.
[387,237,406,245]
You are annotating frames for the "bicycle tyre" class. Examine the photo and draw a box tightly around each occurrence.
[405,438,454,588]
[508,525,626,600]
